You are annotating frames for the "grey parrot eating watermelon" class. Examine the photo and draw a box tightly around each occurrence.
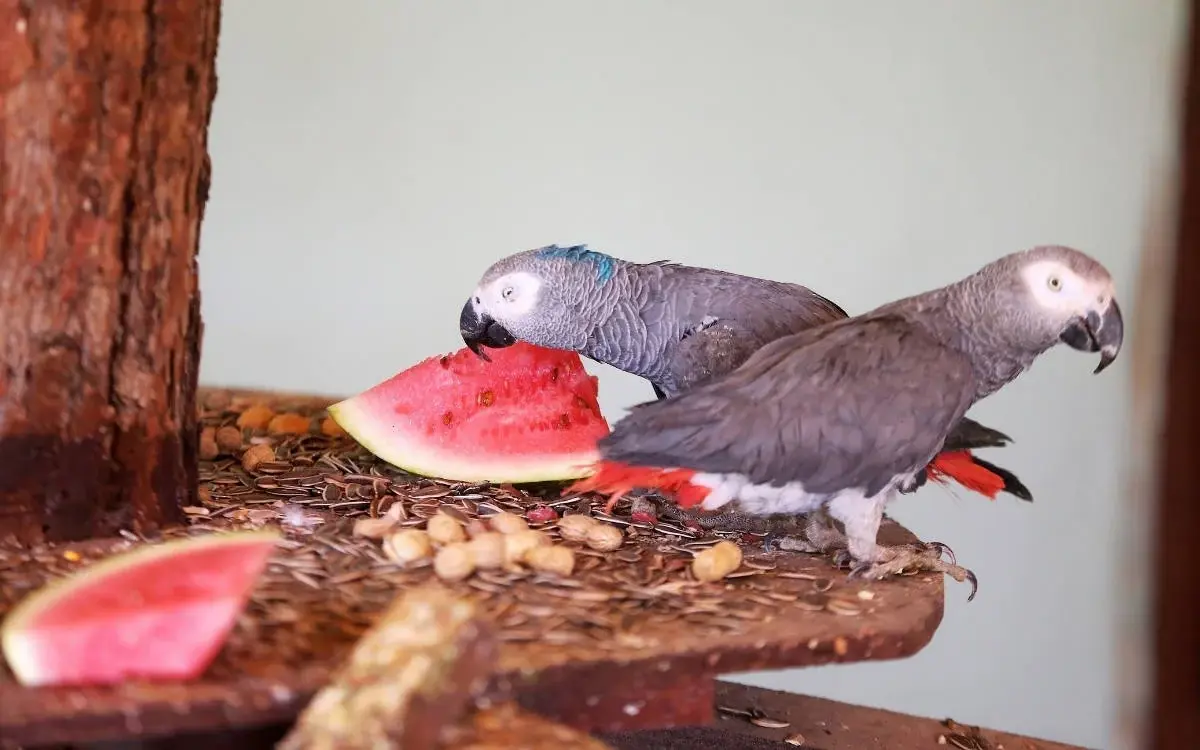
[456,243,1033,538]
[557,245,1122,599]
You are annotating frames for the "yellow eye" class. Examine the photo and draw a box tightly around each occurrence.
[1047,275,1062,292]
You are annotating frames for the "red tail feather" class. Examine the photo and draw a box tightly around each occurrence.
[567,461,711,513]
[927,450,1005,500]
[571,452,1007,514]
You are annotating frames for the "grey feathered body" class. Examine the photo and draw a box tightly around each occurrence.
[597,283,1048,517]
[565,259,1012,457]
[539,244,1117,572]
[575,261,848,396]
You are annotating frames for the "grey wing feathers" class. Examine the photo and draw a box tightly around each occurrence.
[599,314,979,496]
[665,321,778,394]
[652,271,849,394]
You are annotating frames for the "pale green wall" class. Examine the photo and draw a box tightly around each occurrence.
[197,2,1186,747]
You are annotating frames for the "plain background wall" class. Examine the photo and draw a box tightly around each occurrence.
[197,2,1185,747]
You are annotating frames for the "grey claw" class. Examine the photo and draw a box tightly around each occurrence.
[964,569,979,602]
[847,561,872,579]
[924,541,956,565]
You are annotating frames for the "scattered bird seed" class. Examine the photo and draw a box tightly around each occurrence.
[557,514,597,543]
[382,529,432,564]
[692,540,744,582]
[585,523,624,552]
[433,543,476,582]
[426,511,467,545]
[353,517,396,540]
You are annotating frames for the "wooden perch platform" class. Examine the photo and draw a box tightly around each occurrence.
[0,388,948,747]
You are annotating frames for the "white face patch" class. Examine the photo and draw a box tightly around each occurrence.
[1019,259,1113,316]
[472,271,543,323]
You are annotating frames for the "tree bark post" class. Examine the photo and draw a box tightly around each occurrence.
[0,0,221,544]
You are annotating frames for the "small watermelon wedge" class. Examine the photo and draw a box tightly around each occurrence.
[328,342,611,484]
[1,530,280,687]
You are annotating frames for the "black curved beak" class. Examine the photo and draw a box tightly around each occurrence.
[1060,299,1124,374]
[459,299,517,361]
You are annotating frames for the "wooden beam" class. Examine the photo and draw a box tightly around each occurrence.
[1148,1,1200,747]
[0,0,221,544]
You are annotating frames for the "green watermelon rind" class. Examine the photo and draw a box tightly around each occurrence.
[0,530,281,687]
[327,396,601,484]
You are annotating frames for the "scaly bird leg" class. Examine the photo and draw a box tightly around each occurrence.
[647,493,843,556]
[617,490,676,523]
[615,492,870,562]
[777,511,953,563]
[824,492,979,601]
[622,489,781,533]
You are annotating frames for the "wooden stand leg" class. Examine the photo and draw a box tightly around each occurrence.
[0,0,222,544]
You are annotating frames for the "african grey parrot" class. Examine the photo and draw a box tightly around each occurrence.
[562,244,1123,597]
[458,244,1033,523]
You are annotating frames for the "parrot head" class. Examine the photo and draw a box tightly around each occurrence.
[984,244,1124,373]
[459,244,620,360]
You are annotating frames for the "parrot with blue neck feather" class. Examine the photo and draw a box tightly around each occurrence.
[458,244,1033,542]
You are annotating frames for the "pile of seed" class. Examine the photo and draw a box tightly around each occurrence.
[0,390,891,684]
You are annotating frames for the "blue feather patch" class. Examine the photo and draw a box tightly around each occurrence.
[534,244,618,284]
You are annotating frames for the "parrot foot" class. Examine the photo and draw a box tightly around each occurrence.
[768,511,844,552]
[602,488,660,521]
[774,536,820,554]
[773,512,846,555]
[846,544,978,602]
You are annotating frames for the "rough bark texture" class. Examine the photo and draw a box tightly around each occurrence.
[0,0,220,544]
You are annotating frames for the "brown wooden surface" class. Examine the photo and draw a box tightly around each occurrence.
[6,683,1089,750]
[4,704,623,750]
[603,681,1092,750]
[0,0,219,544]
[1149,2,1200,748]
[509,670,716,735]
[0,524,941,746]
[0,390,947,747]
[442,703,619,750]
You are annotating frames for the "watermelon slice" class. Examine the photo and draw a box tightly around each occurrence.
[327,342,611,483]
[1,530,280,687]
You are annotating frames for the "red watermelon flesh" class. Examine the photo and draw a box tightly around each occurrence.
[327,342,611,483]
[1,530,280,687]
